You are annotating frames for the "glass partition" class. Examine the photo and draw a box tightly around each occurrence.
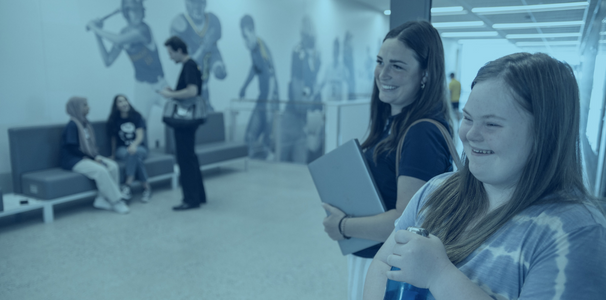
[228,97,371,164]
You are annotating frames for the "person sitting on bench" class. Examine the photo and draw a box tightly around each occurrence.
[59,96,130,214]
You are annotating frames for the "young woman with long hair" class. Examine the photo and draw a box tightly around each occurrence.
[321,21,455,300]
[363,53,606,299]
[107,94,152,202]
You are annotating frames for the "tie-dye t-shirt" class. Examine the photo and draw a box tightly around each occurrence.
[394,173,606,300]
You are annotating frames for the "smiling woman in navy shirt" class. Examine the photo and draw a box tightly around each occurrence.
[321,21,454,300]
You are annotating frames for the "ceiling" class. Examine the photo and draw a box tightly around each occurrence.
[351,0,605,50]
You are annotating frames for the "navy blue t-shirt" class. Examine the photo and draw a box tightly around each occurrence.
[60,120,94,170]
[354,115,453,258]
[112,114,146,148]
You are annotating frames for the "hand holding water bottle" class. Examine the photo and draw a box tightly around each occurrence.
[385,228,453,291]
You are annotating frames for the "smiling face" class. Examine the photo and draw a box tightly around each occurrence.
[459,79,534,190]
[116,96,131,114]
[374,38,424,115]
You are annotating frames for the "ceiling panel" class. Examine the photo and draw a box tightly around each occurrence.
[348,0,591,48]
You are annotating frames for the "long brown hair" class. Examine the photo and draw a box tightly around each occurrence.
[106,94,143,138]
[420,52,593,265]
[361,21,452,161]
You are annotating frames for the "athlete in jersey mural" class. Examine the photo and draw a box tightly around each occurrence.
[280,15,323,164]
[343,31,356,100]
[87,0,168,148]
[170,0,227,112]
[315,37,349,102]
[239,15,280,160]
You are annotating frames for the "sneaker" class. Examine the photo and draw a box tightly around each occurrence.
[141,187,152,203]
[93,196,112,211]
[120,185,132,200]
[112,200,130,214]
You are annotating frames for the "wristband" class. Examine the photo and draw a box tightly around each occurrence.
[338,216,351,239]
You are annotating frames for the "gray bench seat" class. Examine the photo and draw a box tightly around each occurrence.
[21,152,175,200]
[195,142,248,166]
[8,121,177,222]
[166,112,248,170]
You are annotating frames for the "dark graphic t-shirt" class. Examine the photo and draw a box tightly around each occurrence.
[113,114,146,148]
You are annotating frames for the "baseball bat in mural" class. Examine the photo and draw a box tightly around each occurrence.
[279,15,324,164]
[86,0,167,147]
[170,0,227,113]
[239,15,280,160]
[85,9,120,31]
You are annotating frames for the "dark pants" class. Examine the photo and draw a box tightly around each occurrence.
[174,125,206,205]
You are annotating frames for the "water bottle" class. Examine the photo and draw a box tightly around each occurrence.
[383,267,429,300]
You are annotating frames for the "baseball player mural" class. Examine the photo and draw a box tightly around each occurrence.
[170,0,227,112]
[87,0,168,148]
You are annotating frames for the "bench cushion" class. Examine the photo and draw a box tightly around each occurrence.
[22,168,94,200]
[195,142,248,166]
[118,152,175,179]
[21,153,175,200]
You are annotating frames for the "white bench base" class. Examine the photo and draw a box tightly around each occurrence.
[0,172,178,223]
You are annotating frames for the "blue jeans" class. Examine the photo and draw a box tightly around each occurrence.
[115,145,149,183]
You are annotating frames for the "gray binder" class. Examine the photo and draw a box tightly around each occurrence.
[308,139,386,255]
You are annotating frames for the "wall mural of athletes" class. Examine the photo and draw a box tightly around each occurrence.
[316,37,349,102]
[238,15,280,160]
[0,0,389,181]
[170,0,227,113]
[343,31,356,100]
[280,15,323,164]
[86,0,168,148]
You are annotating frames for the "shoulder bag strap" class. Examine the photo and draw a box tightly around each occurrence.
[395,118,462,177]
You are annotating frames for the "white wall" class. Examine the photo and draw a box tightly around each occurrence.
[456,39,522,109]
[0,0,389,175]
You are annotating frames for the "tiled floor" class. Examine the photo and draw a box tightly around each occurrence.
[0,160,348,300]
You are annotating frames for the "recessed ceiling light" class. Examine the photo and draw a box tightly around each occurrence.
[441,31,499,38]
[432,21,485,29]
[457,39,508,44]
[493,21,584,29]
[431,6,468,16]
[516,41,579,47]
[472,1,588,15]
[431,6,464,13]
[384,10,391,16]
[506,33,581,39]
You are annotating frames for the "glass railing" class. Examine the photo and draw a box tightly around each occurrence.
[228,97,371,164]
